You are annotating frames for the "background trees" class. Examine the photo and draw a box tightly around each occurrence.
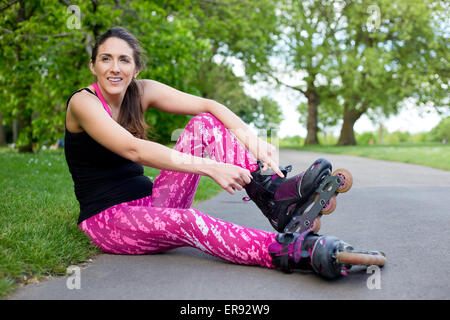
[273,0,448,145]
[0,0,282,149]
[0,0,447,151]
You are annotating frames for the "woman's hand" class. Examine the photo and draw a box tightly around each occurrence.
[248,136,284,178]
[207,162,253,195]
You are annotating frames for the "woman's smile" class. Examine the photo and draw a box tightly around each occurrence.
[107,76,123,85]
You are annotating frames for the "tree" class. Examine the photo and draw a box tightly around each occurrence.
[334,0,449,145]
[274,0,343,145]
[1,0,44,152]
[185,0,283,138]
[191,0,280,81]
[273,0,449,145]
[125,0,282,143]
[0,0,121,151]
[190,60,283,137]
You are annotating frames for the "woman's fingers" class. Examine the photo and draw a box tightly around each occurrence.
[227,174,250,194]
[272,164,285,178]
[260,158,284,178]
[225,186,235,195]
[234,183,243,191]
[225,182,243,195]
[214,164,253,194]
[242,173,252,185]
[256,140,284,178]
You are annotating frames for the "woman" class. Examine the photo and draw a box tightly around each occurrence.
[64,27,323,274]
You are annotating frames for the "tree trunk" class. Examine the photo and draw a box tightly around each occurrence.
[14,0,33,153]
[17,114,33,153]
[378,124,384,145]
[0,114,6,146]
[304,90,319,145]
[12,119,18,143]
[337,105,363,146]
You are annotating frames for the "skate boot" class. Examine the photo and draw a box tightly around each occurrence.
[268,231,386,279]
[244,158,353,233]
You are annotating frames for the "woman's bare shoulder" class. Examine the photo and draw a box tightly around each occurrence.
[68,88,101,111]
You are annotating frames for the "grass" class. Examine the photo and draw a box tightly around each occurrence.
[0,147,222,299]
[279,142,450,171]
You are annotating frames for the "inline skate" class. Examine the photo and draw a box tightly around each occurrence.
[244,158,353,233]
[269,230,386,279]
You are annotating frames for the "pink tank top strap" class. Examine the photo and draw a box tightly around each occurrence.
[91,82,112,117]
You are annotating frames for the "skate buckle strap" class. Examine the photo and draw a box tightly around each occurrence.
[272,233,295,272]
[274,231,313,273]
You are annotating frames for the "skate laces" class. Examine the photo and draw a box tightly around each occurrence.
[242,163,292,203]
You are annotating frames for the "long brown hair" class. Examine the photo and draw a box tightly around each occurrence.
[91,27,149,139]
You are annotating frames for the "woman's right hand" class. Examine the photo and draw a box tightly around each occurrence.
[207,162,253,195]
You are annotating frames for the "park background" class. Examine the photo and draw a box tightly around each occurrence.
[0,0,448,299]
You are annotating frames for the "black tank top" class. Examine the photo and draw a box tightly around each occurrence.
[64,88,153,224]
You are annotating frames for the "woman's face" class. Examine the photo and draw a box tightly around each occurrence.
[90,37,139,96]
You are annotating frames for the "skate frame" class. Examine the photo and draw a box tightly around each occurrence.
[284,175,342,233]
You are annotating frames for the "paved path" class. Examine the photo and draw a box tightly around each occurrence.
[10,149,450,300]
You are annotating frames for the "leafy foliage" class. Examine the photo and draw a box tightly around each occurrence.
[430,116,450,142]
[0,0,282,149]
[276,0,449,145]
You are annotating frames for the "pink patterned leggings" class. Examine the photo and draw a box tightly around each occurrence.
[79,113,277,269]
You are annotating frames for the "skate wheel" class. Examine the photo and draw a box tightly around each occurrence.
[332,169,353,193]
[320,195,336,215]
[336,251,386,266]
[311,216,321,233]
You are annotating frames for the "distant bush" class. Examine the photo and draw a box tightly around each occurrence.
[354,130,435,145]
[356,132,378,145]
[318,134,338,145]
[429,117,450,142]
[411,132,434,143]
[280,135,304,147]
[384,131,411,144]
[279,118,450,147]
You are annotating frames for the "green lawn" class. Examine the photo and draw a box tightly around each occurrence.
[280,142,450,171]
[0,147,221,299]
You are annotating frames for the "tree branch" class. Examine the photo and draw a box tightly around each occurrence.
[199,0,245,6]
[58,0,72,6]
[1,27,13,34]
[0,0,19,11]
[1,28,73,39]
[271,74,307,95]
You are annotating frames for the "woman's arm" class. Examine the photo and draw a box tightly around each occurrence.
[140,79,284,177]
[139,79,210,115]
[68,90,251,194]
[69,90,213,174]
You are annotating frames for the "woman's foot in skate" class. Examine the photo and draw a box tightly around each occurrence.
[244,159,332,232]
